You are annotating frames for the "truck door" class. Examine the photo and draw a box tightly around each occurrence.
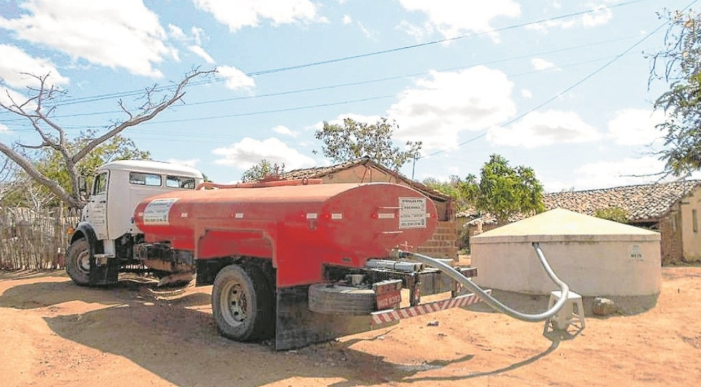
[86,171,109,240]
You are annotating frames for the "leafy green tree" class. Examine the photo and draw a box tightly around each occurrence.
[38,130,150,191]
[423,175,470,212]
[2,132,150,208]
[315,117,422,170]
[650,10,701,175]
[462,154,545,224]
[241,159,285,182]
[594,207,630,224]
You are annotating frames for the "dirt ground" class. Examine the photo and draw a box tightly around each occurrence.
[1,267,700,387]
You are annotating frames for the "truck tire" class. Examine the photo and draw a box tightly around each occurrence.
[308,284,375,315]
[66,238,90,286]
[212,264,274,341]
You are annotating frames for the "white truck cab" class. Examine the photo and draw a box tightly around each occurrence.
[70,160,204,285]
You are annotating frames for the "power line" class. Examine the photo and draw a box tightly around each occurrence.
[0,34,644,124]
[245,0,652,76]
[424,0,698,159]
[0,0,651,110]
[2,51,637,134]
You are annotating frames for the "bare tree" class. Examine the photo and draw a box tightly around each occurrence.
[0,68,215,208]
[0,154,17,202]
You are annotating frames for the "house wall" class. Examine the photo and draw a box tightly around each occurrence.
[416,221,459,260]
[655,208,684,265]
[316,165,450,220]
[679,186,701,262]
[317,165,457,259]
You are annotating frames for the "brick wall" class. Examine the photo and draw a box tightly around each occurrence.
[417,221,459,260]
[318,166,458,258]
[658,212,684,265]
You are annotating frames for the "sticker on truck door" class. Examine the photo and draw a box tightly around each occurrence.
[399,197,427,229]
[143,198,179,225]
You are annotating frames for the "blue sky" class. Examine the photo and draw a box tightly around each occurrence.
[0,0,694,191]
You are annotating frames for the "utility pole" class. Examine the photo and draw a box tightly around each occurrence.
[411,154,417,180]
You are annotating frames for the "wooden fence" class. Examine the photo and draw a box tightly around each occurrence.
[0,207,80,270]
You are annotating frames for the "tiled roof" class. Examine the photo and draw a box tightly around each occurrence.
[282,158,365,180]
[282,157,450,201]
[455,208,524,225]
[544,180,701,222]
[457,180,701,224]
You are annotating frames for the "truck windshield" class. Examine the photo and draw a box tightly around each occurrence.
[93,172,108,195]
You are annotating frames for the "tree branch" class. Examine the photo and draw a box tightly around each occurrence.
[0,142,79,207]
[72,68,214,163]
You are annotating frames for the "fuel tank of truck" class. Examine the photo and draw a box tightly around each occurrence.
[133,182,438,287]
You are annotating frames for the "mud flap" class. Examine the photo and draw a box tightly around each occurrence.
[89,257,119,286]
[275,285,397,351]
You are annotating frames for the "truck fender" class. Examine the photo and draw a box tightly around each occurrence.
[70,222,104,258]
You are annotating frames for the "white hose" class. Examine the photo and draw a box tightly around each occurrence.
[391,242,570,323]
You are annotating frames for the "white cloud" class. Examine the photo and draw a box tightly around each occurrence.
[272,125,298,137]
[0,44,69,89]
[342,15,352,25]
[607,109,665,146]
[527,1,614,32]
[188,45,216,64]
[521,89,533,98]
[396,20,433,42]
[582,4,613,27]
[191,27,207,46]
[166,158,201,168]
[0,45,69,109]
[212,137,315,170]
[193,0,325,32]
[0,86,34,111]
[0,123,9,133]
[168,24,187,41]
[531,58,558,71]
[217,66,255,90]
[358,22,377,39]
[0,0,171,77]
[388,66,516,150]
[573,156,665,189]
[488,110,602,148]
[397,0,520,41]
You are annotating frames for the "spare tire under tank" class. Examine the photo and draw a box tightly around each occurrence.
[308,283,376,315]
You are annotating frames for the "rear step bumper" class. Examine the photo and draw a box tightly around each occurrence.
[371,290,491,325]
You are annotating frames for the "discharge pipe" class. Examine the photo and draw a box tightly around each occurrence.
[390,242,570,323]
[366,259,423,273]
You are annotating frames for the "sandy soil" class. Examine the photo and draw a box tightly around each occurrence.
[1,267,700,387]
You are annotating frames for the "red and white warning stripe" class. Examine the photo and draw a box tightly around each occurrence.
[371,290,492,326]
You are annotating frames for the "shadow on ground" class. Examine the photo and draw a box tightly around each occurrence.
[463,288,659,317]
[22,278,560,387]
[0,274,209,310]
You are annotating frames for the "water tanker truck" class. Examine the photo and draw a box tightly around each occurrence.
[67,160,576,350]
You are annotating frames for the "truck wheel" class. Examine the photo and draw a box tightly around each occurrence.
[212,264,274,341]
[66,238,90,286]
[308,284,375,315]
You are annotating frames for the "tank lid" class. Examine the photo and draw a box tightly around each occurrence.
[472,208,660,243]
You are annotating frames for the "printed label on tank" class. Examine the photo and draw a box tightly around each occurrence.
[629,244,644,261]
[399,197,427,229]
[143,198,179,225]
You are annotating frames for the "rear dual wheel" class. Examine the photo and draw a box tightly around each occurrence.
[212,264,274,341]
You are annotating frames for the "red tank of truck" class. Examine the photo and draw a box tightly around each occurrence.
[133,182,438,287]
